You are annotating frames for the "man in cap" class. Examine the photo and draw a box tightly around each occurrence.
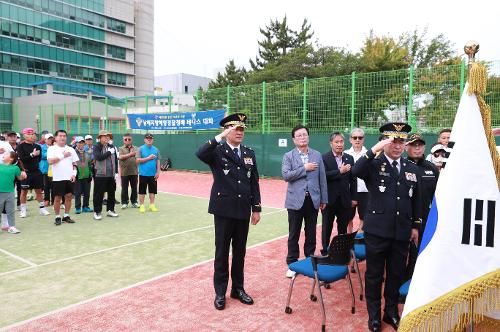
[17,128,50,217]
[404,133,439,281]
[136,133,160,212]
[119,133,139,209]
[352,122,422,331]
[196,113,261,311]
[92,130,119,220]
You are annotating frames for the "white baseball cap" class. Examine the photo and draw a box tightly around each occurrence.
[84,135,93,140]
[44,133,54,140]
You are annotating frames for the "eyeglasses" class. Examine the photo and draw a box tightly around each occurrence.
[351,136,364,140]
[124,138,131,141]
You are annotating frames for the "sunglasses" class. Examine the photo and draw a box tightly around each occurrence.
[351,136,364,140]
[124,138,132,141]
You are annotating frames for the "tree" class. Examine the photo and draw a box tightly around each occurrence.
[208,60,248,89]
[359,31,411,72]
[249,16,313,71]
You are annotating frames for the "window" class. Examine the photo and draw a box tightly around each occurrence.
[184,85,189,93]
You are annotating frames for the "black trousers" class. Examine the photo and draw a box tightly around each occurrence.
[93,177,116,214]
[74,178,91,209]
[286,195,318,265]
[43,174,53,204]
[213,215,250,296]
[321,199,351,255]
[121,175,138,205]
[364,232,409,320]
[405,206,430,280]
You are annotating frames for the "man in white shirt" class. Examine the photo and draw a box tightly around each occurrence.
[345,128,369,233]
[47,130,79,226]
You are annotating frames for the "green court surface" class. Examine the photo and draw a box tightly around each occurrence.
[0,192,288,328]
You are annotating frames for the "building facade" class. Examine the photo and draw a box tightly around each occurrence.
[0,0,154,130]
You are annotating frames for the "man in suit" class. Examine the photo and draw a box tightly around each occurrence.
[282,125,328,278]
[321,132,357,255]
[195,113,261,311]
[352,122,422,332]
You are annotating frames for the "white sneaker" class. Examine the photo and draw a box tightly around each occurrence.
[286,269,296,278]
[107,210,118,217]
[93,213,102,220]
[19,210,27,218]
[39,207,50,216]
[121,204,128,209]
[8,226,20,234]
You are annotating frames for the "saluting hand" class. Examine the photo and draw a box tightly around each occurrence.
[371,137,394,154]
[251,212,260,225]
[219,125,235,139]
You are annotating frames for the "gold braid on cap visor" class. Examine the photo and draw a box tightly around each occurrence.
[383,131,408,139]
[224,121,247,128]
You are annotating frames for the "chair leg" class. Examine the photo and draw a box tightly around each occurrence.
[285,275,296,314]
[310,278,317,302]
[314,272,326,331]
[347,272,356,314]
[353,258,364,301]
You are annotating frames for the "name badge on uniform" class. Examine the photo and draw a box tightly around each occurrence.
[244,157,253,165]
[379,171,390,177]
[405,172,417,182]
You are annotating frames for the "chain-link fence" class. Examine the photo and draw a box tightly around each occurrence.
[198,60,500,133]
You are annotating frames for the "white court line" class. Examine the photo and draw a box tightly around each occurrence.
[0,232,290,331]
[0,248,37,267]
[0,208,286,278]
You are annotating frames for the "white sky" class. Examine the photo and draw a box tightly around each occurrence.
[153,0,500,79]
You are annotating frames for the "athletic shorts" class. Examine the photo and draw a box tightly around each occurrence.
[21,170,43,190]
[139,176,157,195]
[52,180,74,197]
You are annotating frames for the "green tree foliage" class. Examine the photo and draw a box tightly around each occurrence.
[209,60,248,89]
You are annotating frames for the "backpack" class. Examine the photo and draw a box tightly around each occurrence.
[160,158,171,171]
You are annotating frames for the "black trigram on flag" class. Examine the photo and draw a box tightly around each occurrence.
[462,199,496,247]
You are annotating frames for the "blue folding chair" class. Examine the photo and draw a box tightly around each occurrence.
[285,232,357,332]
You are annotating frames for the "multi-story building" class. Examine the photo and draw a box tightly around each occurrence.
[0,0,154,131]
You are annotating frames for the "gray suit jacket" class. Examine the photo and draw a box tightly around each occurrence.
[282,147,328,210]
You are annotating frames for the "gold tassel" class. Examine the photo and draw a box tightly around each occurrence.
[468,62,488,96]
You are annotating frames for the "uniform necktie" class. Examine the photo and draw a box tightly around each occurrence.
[233,148,240,159]
[392,160,399,175]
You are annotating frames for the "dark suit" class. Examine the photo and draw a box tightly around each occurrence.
[196,138,261,296]
[321,151,357,254]
[352,149,422,320]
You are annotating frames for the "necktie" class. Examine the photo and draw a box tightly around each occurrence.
[233,148,240,159]
[392,160,399,175]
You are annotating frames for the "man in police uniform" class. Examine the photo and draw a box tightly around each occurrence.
[404,134,439,280]
[352,123,421,331]
[195,113,261,311]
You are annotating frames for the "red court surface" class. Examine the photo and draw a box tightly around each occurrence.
[7,233,387,332]
[156,170,287,209]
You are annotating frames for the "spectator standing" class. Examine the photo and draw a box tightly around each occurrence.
[47,130,79,226]
[136,133,160,213]
[0,138,14,230]
[73,137,93,214]
[17,128,50,217]
[118,134,139,209]
[92,130,119,220]
[0,152,26,234]
[40,133,54,207]
[6,131,21,210]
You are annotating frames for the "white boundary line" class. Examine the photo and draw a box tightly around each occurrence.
[0,208,286,278]
[0,232,290,331]
[0,248,37,267]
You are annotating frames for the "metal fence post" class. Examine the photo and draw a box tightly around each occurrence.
[351,72,356,130]
[63,102,67,132]
[77,100,81,134]
[105,97,109,131]
[38,105,42,134]
[226,85,231,114]
[88,99,91,134]
[262,82,266,134]
[408,65,415,129]
[302,77,308,125]
[195,89,199,113]
[145,95,149,134]
[460,59,466,96]
[123,97,128,134]
[51,104,54,133]
[168,91,172,113]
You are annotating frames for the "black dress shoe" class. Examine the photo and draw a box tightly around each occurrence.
[214,295,225,310]
[230,289,254,305]
[368,319,381,332]
[383,313,400,330]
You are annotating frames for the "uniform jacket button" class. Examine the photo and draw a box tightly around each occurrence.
[238,180,241,183]
[238,194,241,197]
[397,197,400,200]
[397,211,400,215]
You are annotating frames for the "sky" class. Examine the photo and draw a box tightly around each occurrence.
[153,0,500,79]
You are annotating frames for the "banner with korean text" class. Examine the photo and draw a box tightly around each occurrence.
[127,110,225,131]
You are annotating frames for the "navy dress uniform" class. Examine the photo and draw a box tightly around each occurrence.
[195,113,261,310]
[352,123,422,332]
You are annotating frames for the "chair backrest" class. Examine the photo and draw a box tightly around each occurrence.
[327,231,357,265]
